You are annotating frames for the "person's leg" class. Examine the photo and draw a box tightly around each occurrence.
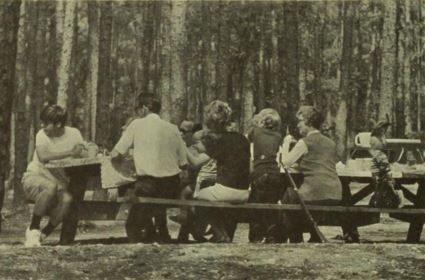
[279,189,304,243]
[25,177,58,228]
[42,190,73,238]
[196,183,249,243]
[248,183,264,243]
[22,175,58,246]
[125,177,157,243]
[154,175,180,242]
[172,186,195,242]
[263,173,284,243]
[125,204,149,243]
[169,185,193,225]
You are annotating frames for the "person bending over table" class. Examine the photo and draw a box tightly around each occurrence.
[188,100,250,243]
[280,105,342,243]
[23,104,85,247]
[111,95,187,243]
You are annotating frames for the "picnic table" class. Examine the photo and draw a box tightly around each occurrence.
[46,157,425,244]
[45,157,106,244]
[337,166,425,243]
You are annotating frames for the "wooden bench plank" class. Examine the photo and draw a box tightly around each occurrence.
[114,197,425,215]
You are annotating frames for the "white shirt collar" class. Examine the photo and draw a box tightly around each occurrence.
[145,113,160,120]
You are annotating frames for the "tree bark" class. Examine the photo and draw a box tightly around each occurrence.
[0,0,21,211]
[86,1,99,140]
[379,0,397,134]
[403,0,412,135]
[282,1,300,133]
[335,1,355,161]
[56,0,76,108]
[160,0,187,124]
[13,0,38,205]
[95,1,113,149]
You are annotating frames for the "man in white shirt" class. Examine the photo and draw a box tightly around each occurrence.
[111,95,187,243]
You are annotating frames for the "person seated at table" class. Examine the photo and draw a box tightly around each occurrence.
[111,94,187,243]
[368,117,401,208]
[247,108,284,243]
[178,120,198,200]
[22,104,85,247]
[280,105,342,243]
[170,129,217,242]
[187,100,250,243]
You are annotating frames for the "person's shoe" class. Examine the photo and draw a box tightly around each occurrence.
[24,228,41,247]
[214,235,231,243]
[343,232,360,243]
[156,232,172,244]
[169,214,188,225]
[40,232,47,244]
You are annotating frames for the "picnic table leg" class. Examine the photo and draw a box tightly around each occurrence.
[59,169,89,245]
[340,178,359,242]
[406,180,425,243]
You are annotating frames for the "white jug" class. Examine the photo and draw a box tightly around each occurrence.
[354,132,371,148]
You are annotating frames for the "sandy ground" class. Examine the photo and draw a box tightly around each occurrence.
[1,207,425,280]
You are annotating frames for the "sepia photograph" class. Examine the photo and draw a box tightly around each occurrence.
[0,0,425,279]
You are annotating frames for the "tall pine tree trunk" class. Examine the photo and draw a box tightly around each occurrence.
[13,0,38,206]
[403,0,412,135]
[282,1,300,133]
[160,0,187,124]
[56,0,76,108]
[95,1,113,149]
[0,0,21,216]
[86,1,99,140]
[379,0,397,133]
[335,1,355,161]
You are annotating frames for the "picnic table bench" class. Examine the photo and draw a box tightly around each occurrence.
[45,158,425,244]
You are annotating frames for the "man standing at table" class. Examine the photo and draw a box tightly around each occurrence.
[111,95,187,243]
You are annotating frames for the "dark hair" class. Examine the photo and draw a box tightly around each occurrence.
[139,94,161,114]
[201,132,219,153]
[40,104,67,126]
[193,123,203,133]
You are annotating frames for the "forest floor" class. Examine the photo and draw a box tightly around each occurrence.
[1,205,425,280]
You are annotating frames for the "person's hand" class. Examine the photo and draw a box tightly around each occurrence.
[71,143,85,158]
[284,134,295,144]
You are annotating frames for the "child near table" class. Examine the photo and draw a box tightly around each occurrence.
[368,119,401,208]
[170,129,217,242]
[22,104,85,247]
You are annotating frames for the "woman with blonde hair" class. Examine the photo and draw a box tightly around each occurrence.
[185,100,250,242]
[247,108,284,243]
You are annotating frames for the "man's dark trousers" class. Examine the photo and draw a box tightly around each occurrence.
[126,175,180,243]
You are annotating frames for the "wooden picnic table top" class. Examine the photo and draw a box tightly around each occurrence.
[44,156,106,168]
[45,157,425,179]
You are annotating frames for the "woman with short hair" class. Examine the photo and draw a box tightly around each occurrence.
[186,100,250,242]
[280,106,342,242]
